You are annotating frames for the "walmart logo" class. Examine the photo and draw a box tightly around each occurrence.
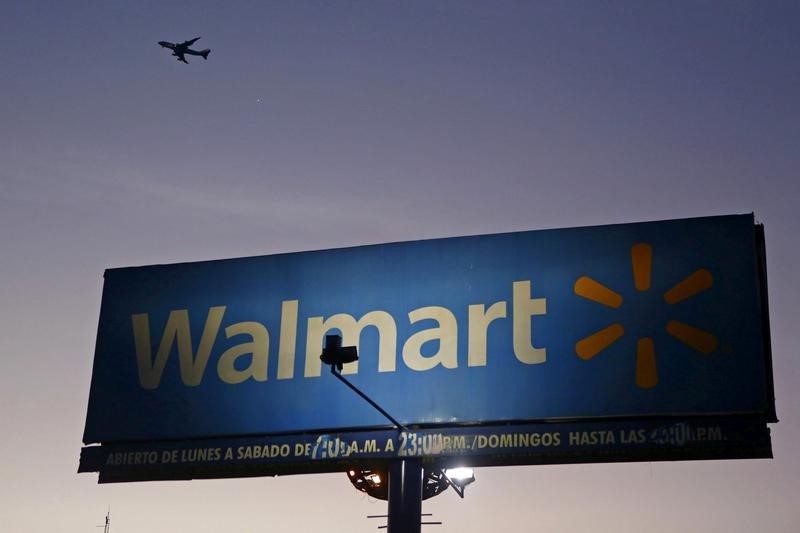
[573,243,719,389]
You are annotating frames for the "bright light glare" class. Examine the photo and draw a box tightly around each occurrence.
[445,467,474,481]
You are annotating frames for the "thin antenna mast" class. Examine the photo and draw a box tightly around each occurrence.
[96,509,110,533]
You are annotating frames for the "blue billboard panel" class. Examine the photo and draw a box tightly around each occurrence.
[83,214,773,445]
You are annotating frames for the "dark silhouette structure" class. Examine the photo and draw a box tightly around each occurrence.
[158,37,210,64]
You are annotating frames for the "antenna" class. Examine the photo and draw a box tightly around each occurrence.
[96,508,110,533]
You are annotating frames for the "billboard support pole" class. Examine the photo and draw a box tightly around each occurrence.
[329,365,425,530]
[321,335,425,529]
[329,365,425,529]
[388,459,423,533]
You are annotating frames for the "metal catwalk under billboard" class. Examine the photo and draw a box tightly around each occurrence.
[80,214,776,481]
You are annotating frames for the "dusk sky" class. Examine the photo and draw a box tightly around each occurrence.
[2,1,799,531]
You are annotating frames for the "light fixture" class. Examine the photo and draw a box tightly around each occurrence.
[443,467,476,496]
[320,334,358,371]
[346,467,452,501]
[444,467,475,484]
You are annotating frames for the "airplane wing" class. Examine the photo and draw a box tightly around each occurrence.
[181,37,201,47]
[177,54,189,64]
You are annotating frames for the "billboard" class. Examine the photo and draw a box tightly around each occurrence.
[80,214,776,482]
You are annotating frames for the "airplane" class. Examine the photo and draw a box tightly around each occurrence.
[158,37,210,64]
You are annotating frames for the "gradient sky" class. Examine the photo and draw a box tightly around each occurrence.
[1,1,799,531]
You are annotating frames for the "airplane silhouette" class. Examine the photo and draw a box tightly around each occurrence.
[158,37,210,64]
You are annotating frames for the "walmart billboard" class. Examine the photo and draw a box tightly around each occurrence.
[80,214,775,481]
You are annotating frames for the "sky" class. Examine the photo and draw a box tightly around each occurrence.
[1,1,799,531]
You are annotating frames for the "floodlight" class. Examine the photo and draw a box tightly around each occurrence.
[347,468,388,500]
[444,467,475,496]
[346,467,451,501]
[320,334,358,370]
[444,467,475,483]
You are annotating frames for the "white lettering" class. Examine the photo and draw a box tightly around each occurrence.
[513,281,547,364]
[467,301,507,366]
[403,306,458,371]
[217,321,269,384]
[132,306,226,389]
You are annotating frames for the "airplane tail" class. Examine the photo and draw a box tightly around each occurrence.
[200,49,210,60]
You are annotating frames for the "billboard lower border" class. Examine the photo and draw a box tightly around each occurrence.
[80,415,772,483]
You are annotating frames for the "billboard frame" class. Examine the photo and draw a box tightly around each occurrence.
[80,215,777,485]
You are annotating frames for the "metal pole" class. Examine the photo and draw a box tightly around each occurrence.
[330,366,407,430]
[388,459,422,533]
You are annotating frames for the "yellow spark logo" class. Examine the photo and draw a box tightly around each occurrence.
[573,243,718,389]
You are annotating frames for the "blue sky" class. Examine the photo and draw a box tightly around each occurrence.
[1,1,799,531]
